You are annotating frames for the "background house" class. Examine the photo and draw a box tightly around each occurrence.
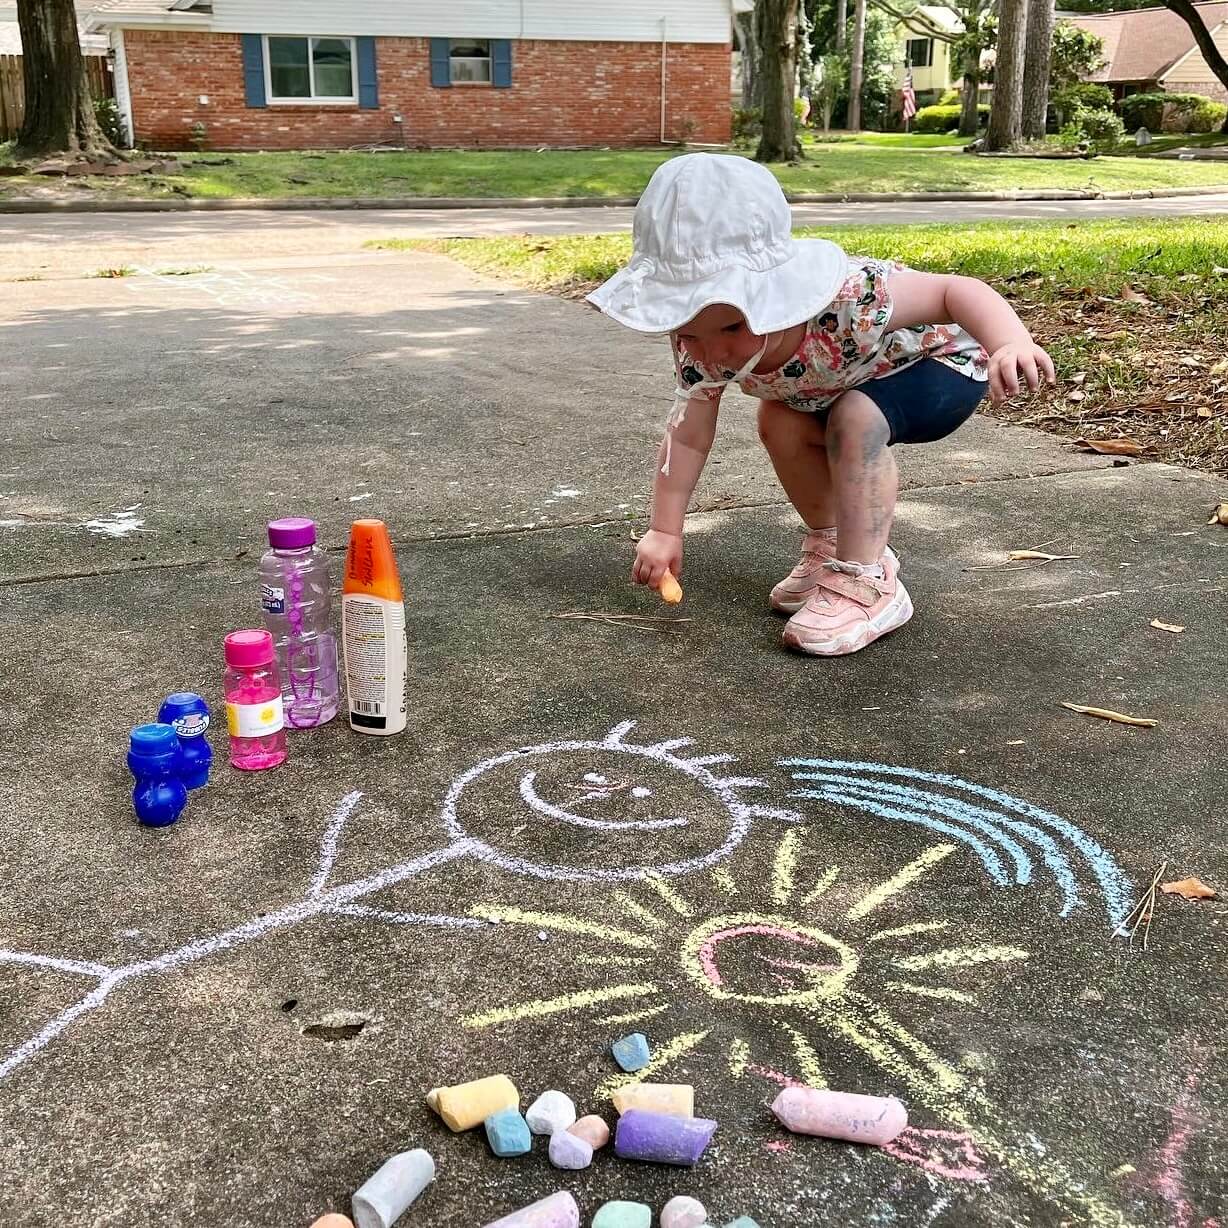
[1063,2,1228,103]
[892,4,961,108]
[87,0,737,151]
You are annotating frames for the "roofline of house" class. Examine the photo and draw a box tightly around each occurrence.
[1160,17,1228,80]
[85,12,211,32]
[1057,0,1226,18]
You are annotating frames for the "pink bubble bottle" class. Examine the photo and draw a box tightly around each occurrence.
[223,629,287,771]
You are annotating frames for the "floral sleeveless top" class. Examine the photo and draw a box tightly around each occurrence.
[676,258,989,412]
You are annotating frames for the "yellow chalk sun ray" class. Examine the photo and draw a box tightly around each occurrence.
[461,982,660,1029]
[595,1003,671,1027]
[801,864,840,906]
[614,892,668,931]
[867,920,950,945]
[886,980,979,1006]
[468,904,657,950]
[846,843,957,921]
[771,828,804,907]
[892,945,1030,972]
[711,867,739,895]
[642,873,694,917]
[778,1020,827,1088]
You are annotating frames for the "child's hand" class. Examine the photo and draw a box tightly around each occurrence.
[633,529,683,589]
[988,340,1057,404]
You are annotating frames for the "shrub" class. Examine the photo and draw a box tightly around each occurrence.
[94,96,126,147]
[1060,106,1125,152]
[731,107,762,143]
[1121,91,1226,134]
[1052,82,1113,118]
[912,102,989,133]
[938,88,960,106]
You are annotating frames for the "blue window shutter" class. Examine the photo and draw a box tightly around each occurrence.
[430,37,451,87]
[357,36,378,108]
[241,34,266,108]
[492,39,512,88]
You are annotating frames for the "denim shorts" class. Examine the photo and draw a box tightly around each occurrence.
[840,358,988,446]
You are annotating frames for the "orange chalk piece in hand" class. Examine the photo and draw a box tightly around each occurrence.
[659,570,683,605]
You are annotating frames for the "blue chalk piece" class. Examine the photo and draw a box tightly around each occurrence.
[611,1031,652,1072]
[485,1107,532,1157]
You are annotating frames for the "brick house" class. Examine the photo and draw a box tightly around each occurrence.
[86,0,736,150]
[1064,1,1228,104]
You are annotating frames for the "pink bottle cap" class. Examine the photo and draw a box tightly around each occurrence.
[224,629,275,668]
[267,517,317,549]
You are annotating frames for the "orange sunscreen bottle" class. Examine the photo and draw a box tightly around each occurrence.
[342,519,408,736]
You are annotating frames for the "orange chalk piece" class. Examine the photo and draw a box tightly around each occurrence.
[659,570,683,605]
[772,1087,907,1146]
[310,1217,355,1228]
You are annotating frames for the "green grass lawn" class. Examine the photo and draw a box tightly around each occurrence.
[2,142,1227,202]
[386,218,1228,474]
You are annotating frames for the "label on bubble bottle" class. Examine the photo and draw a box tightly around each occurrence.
[226,696,285,739]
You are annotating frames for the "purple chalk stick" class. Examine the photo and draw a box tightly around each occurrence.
[613,1108,717,1167]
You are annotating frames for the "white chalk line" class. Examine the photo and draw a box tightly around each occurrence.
[0,951,113,979]
[518,770,686,832]
[309,790,365,895]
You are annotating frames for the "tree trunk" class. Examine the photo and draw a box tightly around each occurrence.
[1021,0,1056,140]
[836,0,848,52]
[1161,0,1228,131]
[15,0,113,159]
[736,9,759,111]
[755,0,803,162]
[846,0,867,133]
[985,0,1028,151]
[959,64,982,137]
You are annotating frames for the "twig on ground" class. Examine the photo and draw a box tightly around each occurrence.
[1114,861,1167,947]
[548,611,691,634]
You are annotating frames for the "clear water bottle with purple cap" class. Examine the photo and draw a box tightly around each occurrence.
[259,516,340,728]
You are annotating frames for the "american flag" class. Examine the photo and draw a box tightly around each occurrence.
[902,67,917,124]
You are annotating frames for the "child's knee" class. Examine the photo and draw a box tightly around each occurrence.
[827,391,890,460]
[757,399,823,450]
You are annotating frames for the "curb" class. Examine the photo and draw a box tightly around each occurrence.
[2,185,1227,215]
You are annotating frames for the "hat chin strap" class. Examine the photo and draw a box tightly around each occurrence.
[661,331,775,476]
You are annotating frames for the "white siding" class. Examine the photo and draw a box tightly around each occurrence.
[209,0,733,43]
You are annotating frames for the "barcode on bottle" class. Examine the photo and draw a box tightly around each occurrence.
[353,700,383,715]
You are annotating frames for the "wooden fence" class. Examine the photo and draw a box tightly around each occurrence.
[0,53,113,142]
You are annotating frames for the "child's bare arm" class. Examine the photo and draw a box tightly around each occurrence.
[887,269,1057,404]
[632,398,718,588]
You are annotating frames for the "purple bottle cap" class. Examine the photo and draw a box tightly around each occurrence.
[267,517,317,549]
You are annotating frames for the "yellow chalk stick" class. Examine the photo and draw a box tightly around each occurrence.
[659,570,683,605]
[611,1082,694,1118]
[424,1087,442,1112]
[429,1074,519,1131]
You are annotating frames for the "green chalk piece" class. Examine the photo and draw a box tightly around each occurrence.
[592,1200,652,1228]
[723,1219,761,1228]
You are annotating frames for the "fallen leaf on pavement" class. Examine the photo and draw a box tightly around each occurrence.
[1209,503,1228,526]
[1120,286,1150,304]
[1196,406,1214,418]
[1060,702,1158,727]
[1159,877,1217,900]
[1074,438,1144,456]
[1150,619,1185,633]
[1008,550,1079,561]
[1212,358,1228,377]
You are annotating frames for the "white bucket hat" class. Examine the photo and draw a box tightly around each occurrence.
[587,153,847,335]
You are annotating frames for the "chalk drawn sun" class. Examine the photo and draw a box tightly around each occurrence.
[459,830,1130,1228]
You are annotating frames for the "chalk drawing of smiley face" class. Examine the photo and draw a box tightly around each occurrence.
[440,720,802,882]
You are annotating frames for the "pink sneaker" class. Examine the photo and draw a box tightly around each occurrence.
[781,553,913,656]
[770,529,838,613]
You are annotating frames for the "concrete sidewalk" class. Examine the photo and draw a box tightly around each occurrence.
[3,190,1228,281]
[0,249,1225,1228]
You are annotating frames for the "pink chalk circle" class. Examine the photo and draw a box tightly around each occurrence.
[684,914,858,1006]
[772,1087,907,1146]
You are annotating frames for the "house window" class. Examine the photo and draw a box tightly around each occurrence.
[264,36,356,102]
[906,38,933,69]
[449,39,491,83]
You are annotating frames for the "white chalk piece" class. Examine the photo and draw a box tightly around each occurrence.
[660,1195,707,1228]
[771,1087,907,1146]
[482,1190,581,1228]
[548,1127,594,1170]
[352,1149,435,1228]
[526,1089,577,1135]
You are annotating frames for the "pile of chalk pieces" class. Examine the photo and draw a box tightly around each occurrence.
[308,1031,908,1228]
